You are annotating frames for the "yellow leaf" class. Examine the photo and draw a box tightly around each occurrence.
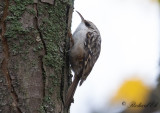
[111,77,151,112]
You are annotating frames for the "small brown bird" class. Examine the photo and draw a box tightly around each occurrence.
[65,11,101,107]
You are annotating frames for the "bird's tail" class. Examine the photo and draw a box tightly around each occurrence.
[65,75,80,107]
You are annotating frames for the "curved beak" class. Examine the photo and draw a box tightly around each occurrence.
[76,11,85,22]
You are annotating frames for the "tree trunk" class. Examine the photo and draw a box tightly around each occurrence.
[0,0,74,113]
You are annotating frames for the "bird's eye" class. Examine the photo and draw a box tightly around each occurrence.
[85,21,91,27]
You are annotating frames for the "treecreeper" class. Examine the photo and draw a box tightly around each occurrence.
[65,11,101,107]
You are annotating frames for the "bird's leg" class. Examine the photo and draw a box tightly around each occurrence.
[68,30,74,48]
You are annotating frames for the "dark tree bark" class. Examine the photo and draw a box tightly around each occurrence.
[0,0,74,113]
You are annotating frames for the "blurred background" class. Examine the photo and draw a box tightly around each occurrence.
[71,0,160,113]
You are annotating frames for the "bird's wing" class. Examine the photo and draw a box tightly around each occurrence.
[80,31,101,85]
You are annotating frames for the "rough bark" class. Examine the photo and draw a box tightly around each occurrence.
[0,0,74,113]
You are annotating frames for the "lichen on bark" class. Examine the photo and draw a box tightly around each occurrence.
[0,0,74,113]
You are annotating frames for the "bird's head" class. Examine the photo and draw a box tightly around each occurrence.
[76,11,97,30]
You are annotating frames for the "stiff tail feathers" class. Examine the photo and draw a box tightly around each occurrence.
[65,75,80,107]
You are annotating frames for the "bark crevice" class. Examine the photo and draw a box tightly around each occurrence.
[61,5,74,110]
[0,0,22,113]
[34,3,47,112]
[34,3,47,55]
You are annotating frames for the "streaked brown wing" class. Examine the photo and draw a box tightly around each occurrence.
[79,31,101,85]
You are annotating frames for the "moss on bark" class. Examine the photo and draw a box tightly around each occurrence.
[0,0,74,112]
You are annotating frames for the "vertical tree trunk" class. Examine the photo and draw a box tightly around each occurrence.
[0,0,74,113]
